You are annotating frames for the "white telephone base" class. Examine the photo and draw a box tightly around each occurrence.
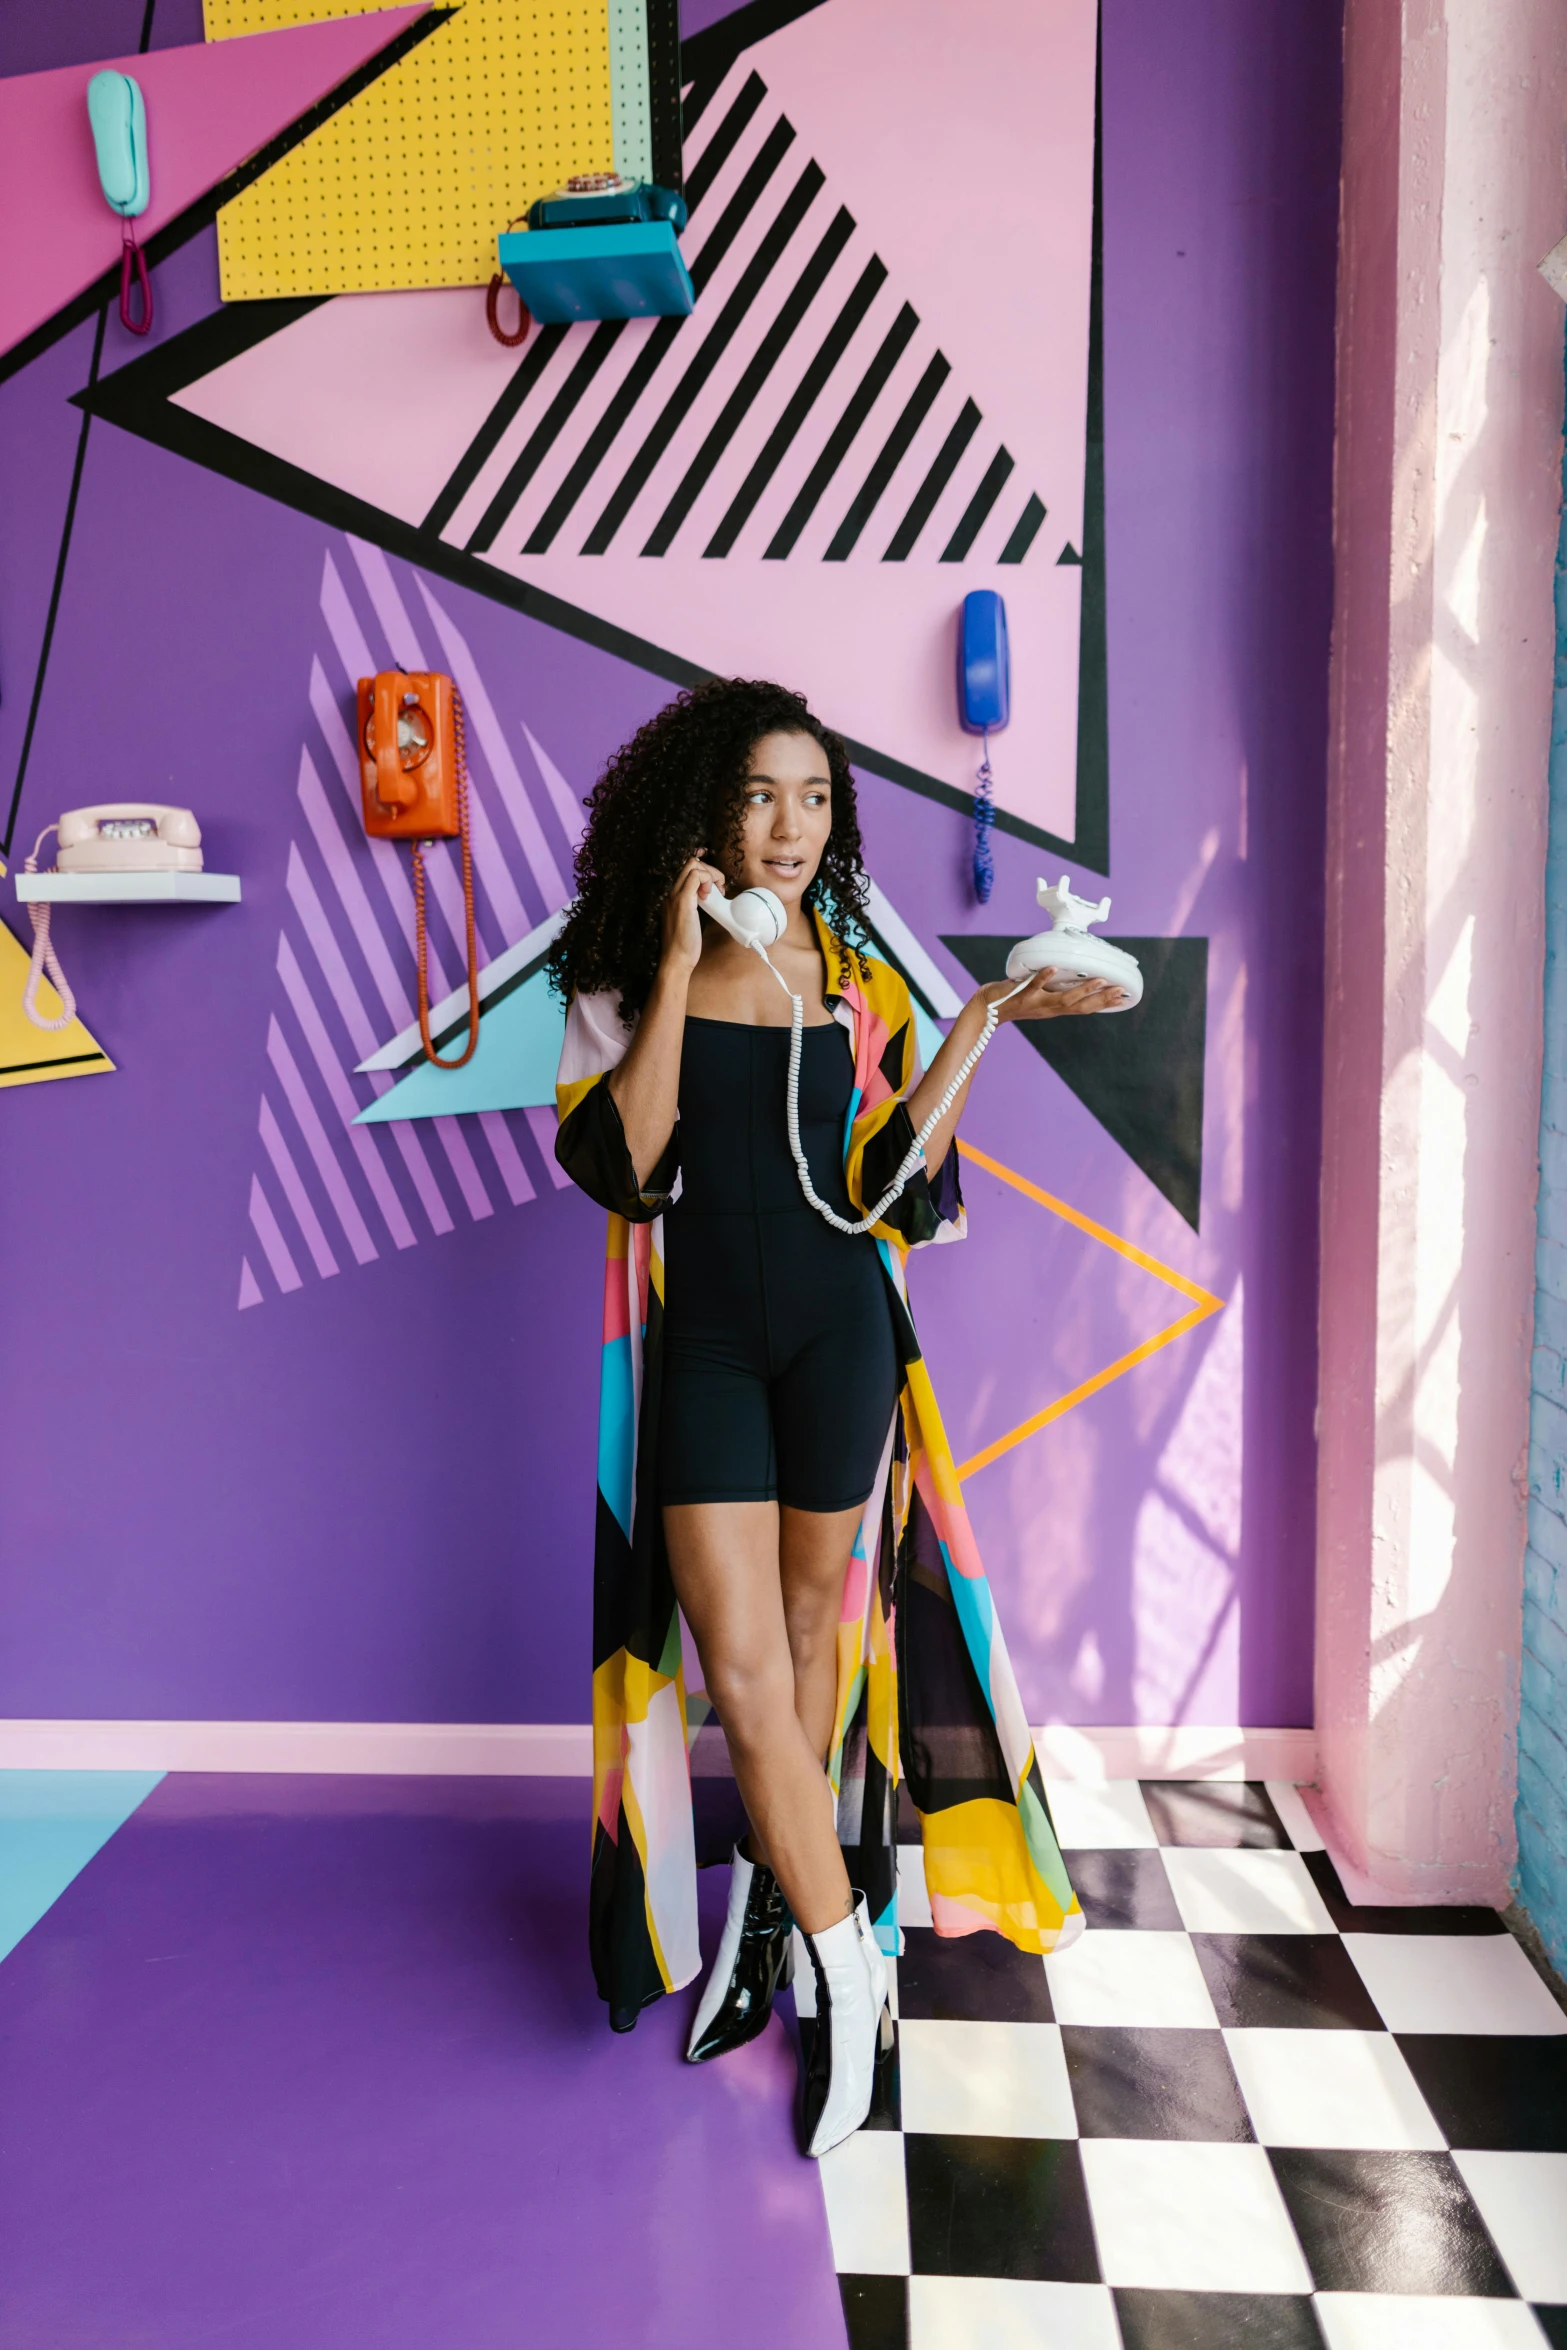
[1004,875,1142,1010]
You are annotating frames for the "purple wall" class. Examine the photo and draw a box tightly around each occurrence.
[0,1,1341,1728]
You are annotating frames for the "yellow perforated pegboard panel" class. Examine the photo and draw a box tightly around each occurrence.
[204,0,392,29]
[208,0,617,298]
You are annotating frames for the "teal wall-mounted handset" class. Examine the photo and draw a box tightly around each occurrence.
[86,70,153,335]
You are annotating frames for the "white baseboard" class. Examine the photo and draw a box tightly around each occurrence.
[0,1719,1315,1783]
[1033,1725,1314,1783]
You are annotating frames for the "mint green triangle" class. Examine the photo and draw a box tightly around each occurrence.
[1,1770,165,1962]
[355,967,565,1122]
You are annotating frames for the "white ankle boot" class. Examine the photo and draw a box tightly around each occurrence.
[796,1894,891,2158]
[685,1843,793,2063]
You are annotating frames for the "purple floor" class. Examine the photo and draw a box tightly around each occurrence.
[0,1775,845,2349]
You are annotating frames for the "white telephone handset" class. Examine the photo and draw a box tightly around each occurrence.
[698,883,787,951]
[699,877,1140,1237]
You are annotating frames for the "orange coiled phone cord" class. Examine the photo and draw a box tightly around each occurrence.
[409,688,481,1069]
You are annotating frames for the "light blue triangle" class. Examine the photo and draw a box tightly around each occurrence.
[0,1769,165,1962]
[356,967,566,1123]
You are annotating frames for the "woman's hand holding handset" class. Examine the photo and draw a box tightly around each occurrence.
[608,853,729,1188]
[660,852,731,975]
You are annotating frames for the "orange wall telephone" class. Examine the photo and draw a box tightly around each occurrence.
[356,671,480,1069]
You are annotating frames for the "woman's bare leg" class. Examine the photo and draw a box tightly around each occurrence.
[778,1503,864,1763]
[664,1500,852,1933]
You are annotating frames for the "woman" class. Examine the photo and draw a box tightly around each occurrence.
[551,679,1115,2158]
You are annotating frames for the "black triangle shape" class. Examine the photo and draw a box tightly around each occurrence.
[940,935,1208,1231]
[1057,541,1083,565]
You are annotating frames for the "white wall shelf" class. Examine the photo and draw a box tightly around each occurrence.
[14,871,241,905]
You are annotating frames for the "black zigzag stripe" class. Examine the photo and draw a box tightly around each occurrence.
[764,303,919,559]
[412,61,763,546]
[824,351,950,561]
[703,255,886,557]
[940,448,1014,561]
[683,72,766,213]
[641,203,854,558]
[517,115,796,556]
[422,325,567,538]
[883,399,981,561]
[999,492,1048,564]
[467,324,627,553]
[583,154,824,555]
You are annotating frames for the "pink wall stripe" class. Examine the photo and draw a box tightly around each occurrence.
[238,1258,263,1311]
[259,1093,341,1278]
[296,748,416,1029]
[524,1105,572,1190]
[429,1116,494,1221]
[477,1110,536,1205]
[284,843,383,1067]
[275,936,418,1253]
[265,1015,380,1266]
[385,1109,455,1236]
[417,583,570,909]
[346,535,430,673]
[521,721,584,854]
[248,1173,303,1294]
[284,849,453,1238]
[319,548,378,687]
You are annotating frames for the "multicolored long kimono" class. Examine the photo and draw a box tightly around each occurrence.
[555,908,1083,2030]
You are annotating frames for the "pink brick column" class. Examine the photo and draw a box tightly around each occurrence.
[1315,0,1567,1901]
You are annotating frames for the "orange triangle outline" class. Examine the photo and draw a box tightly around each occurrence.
[952,1137,1224,1480]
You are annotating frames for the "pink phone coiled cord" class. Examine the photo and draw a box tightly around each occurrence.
[120,223,152,336]
[21,827,77,1032]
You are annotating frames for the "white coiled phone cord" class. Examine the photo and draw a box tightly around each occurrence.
[749,944,1030,1238]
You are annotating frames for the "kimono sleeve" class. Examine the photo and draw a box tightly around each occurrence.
[848,961,967,1250]
[554,988,678,1222]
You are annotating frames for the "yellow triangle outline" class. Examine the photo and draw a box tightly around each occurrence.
[952,1137,1224,1480]
[0,910,115,1090]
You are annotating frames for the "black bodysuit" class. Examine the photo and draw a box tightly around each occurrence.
[658,1018,899,1513]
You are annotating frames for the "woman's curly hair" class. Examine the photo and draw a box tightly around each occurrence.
[547,678,871,1022]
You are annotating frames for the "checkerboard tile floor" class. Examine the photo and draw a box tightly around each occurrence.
[813,1779,1567,2350]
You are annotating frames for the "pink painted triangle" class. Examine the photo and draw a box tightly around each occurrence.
[237,1256,264,1310]
[0,7,428,361]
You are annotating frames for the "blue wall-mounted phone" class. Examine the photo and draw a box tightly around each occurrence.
[959,590,1010,735]
[958,592,1008,902]
[87,71,150,219]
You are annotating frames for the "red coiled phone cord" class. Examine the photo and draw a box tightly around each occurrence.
[410,689,481,1069]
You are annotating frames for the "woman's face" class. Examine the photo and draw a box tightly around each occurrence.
[726,729,833,906]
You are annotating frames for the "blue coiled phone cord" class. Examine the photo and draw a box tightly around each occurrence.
[972,728,995,903]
